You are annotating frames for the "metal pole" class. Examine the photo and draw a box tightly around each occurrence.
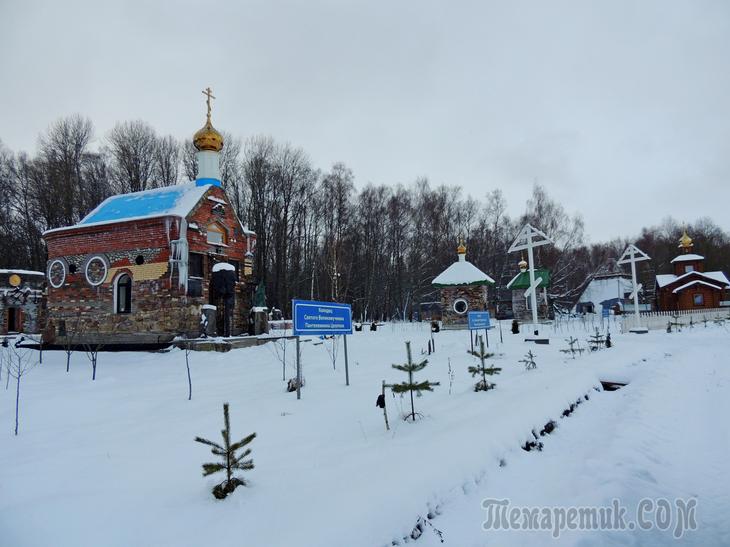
[343,334,350,386]
[296,336,301,400]
[526,231,539,333]
[630,247,641,330]
[470,329,474,352]
[485,328,489,348]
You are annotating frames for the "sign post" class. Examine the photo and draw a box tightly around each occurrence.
[508,224,553,344]
[468,311,491,348]
[293,299,354,393]
[617,244,650,334]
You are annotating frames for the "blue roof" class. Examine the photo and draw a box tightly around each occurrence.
[78,184,208,226]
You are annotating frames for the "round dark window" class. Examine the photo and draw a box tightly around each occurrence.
[453,298,468,315]
[135,255,145,265]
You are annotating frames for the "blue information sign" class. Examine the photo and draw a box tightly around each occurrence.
[293,300,353,336]
[468,311,491,330]
[602,307,610,318]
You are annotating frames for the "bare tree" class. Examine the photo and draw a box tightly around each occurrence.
[7,340,38,435]
[107,120,157,193]
[154,134,180,186]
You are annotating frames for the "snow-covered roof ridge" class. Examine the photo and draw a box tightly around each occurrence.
[671,253,705,263]
[672,279,725,294]
[432,259,494,286]
[655,270,730,288]
[0,269,44,276]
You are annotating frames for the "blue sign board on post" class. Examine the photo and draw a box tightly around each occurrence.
[602,307,610,319]
[293,299,353,336]
[467,311,491,330]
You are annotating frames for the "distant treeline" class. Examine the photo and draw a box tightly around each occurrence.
[1,116,729,319]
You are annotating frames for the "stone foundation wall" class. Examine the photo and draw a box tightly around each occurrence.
[440,285,487,327]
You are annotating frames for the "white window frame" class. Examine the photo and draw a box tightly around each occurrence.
[84,255,109,287]
[47,259,67,288]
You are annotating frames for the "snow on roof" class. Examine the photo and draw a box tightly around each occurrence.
[80,183,208,226]
[432,258,494,287]
[43,183,209,235]
[212,262,235,272]
[43,183,256,236]
[573,276,634,313]
[672,279,725,294]
[0,269,44,276]
[656,270,730,288]
[671,253,705,263]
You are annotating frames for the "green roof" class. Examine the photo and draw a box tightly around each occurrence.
[506,268,551,290]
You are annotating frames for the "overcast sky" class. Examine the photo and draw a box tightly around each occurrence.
[1,0,729,242]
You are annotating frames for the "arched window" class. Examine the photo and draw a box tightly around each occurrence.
[115,274,132,314]
[207,223,227,245]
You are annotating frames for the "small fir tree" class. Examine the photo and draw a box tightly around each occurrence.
[391,341,440,421]
[560,336,584,359]
[468,335,501,391]
[587,328,606,351]
[520,350,537,371]
[195,403,256,499]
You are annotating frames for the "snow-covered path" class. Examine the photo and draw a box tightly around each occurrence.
[419,330,730,546]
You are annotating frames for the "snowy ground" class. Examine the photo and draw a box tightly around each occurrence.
[1,321,728,546]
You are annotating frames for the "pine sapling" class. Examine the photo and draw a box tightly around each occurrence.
[560,336,584,359]
[195,403,256,499]
[587,328,606,351]
[468,335,501,391]
[520,350,537,371]
[391,341,439,421]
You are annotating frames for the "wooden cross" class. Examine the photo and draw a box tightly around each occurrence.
[202,87,216,120]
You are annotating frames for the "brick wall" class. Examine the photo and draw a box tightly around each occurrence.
[43,184,256,344]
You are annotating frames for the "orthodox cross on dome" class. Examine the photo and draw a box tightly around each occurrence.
[202,87,216,121]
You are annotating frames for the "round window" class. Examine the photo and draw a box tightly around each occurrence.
[85,256,108,286]
[453,298,468,315]
[48,259,67,288]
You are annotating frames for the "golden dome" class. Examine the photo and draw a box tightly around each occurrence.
[678,230,693,251]
[193,120,224,152]
[457,240,467,255]
[518,256,528,272]
[193,87,224,152]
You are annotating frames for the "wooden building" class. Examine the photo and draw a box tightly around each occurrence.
[655,232,729,311]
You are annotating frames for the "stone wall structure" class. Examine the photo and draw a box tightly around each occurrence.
[0,270,45,335]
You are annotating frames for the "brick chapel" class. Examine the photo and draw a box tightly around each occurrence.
[42,90,256,347]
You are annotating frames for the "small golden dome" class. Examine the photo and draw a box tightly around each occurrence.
[678,230,693,251]
[193,121,224,152]
[518,256,528,272]
[194,87,224,152]
[457,240,467,255]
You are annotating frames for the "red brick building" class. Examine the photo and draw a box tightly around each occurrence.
[655,232,729,312]
[42,93,256,347]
